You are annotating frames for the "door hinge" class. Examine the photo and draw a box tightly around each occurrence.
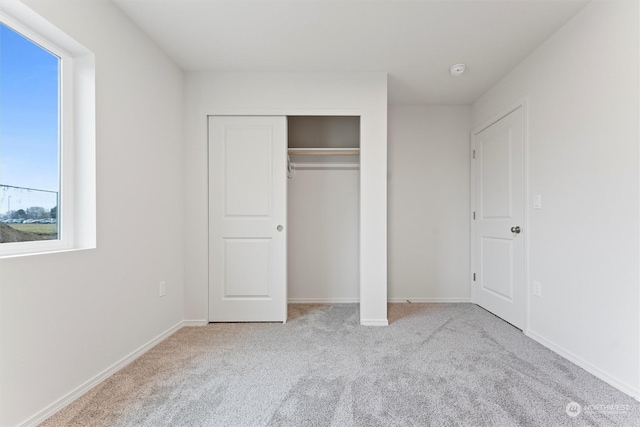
[473,211,476,220]
[473,273,476,281]
[473,150,476,159]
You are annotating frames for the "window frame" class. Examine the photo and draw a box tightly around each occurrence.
[0,4,95,258]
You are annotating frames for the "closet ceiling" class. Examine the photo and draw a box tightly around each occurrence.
[112,0,588,105]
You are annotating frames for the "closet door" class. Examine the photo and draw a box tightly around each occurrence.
[208,116,287,322]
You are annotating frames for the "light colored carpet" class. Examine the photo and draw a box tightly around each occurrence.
[41,304,639,426]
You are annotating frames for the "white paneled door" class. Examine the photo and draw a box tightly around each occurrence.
[473,107,525,329]
[208,116,287,322]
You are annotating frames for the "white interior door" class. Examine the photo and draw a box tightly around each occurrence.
[208,116,287,322]
[473,107,525,329]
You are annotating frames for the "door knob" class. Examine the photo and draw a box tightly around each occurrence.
[277,225,283,232]
[510,226,521,234]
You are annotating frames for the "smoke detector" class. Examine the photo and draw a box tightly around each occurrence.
[450,64,466,76]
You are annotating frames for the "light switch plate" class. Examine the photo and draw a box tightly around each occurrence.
[533,195,542,210]
[533,281,541,297]
[159,281,166,297]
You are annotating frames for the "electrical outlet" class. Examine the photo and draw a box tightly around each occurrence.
[533,281,541,297]
[159,281,166,297]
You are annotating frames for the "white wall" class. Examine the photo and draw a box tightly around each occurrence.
[288,116,360,149]
[183,72,387,325]
[388,106,471,302]
[0,1,185,425]
[472,0,639,397]
[288,168,360,302]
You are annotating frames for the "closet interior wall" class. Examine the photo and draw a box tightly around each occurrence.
[287,116,360,302]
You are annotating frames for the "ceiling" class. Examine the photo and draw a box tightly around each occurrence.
[113,0,588,105]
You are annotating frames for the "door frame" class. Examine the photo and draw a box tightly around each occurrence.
[206,108,364,323]
[470,98,530,332]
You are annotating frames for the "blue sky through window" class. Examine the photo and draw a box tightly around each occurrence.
[0,22,59,213]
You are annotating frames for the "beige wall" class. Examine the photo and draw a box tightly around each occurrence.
[0,1,185,425]
[473,0,639,397]
[183,72,388,324]
[388,106,472,301]
[288,168,360,302]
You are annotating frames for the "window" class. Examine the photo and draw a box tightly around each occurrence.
[0,3,95,257]
[0,22,61,245]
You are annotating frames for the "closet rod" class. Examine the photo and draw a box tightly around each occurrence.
[288,148,360,156]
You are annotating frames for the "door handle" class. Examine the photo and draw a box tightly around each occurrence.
[277,225,283,232]
[510,226,521,234]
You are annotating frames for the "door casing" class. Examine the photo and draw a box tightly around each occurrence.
[206,108,368,322]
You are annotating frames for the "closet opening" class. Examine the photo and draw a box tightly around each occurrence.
[287,116,361,303]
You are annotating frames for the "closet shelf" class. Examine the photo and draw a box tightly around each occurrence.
[292,163,359,169]
[288,148,360,156]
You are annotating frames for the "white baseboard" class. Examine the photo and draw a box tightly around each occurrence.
[288,298,359,303]
[525,329,640,400]
[19,321,185,427]
[288,298,472,304]
[182,319,208,326]
[387,298,472,303]
[360,319,389,326]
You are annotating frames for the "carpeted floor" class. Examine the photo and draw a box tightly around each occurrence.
[42,304,639,426]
